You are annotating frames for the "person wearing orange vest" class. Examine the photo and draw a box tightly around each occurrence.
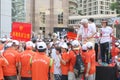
[58,42,70,80]
[19,41,35,80]
[3,41,19,80]
[68,40,82,80]
[0,53,8,80]
[31,41,54,80]
[86,42,96,80]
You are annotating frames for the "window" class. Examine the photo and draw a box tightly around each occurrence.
[89,12,91,15]
[100,1,104,5]
[100,6,104,9]
[88,3,91,6]
[112,0,114,1]
[94,2,97,5]
[84,5,86,8]
[84,9,86,12]
[40,12,46,24]
[94,11,97,14]
[100,11,104,14]
[88,0,91,2]
[58,12,63,24]
[89,8,91,11]
[111,12,114,14]
[39,27,45,35]
[105,11,110,14]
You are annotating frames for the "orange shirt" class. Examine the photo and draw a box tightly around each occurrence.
[3,48,18,76]
[0,44,4,50]
[69,50,79,72]
[0,57,7,79]
[61,52,70,75]
[88,49,96,75]
[19,50,35,77]
[81,51,90,74]
[69,50,76,72]
[32,52,54,80]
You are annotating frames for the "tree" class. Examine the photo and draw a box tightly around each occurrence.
[110,2,120,15]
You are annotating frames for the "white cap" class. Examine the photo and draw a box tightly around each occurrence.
[115,42,119,46]
[71,40,80,46]
[86,42,93,48]
[61,42,68,49]
[2,38,6,42]
[81,19,88,23]
[36,41,47,49]
[82,44,87,50]
[12,40,19,45]
[26,41,33,47]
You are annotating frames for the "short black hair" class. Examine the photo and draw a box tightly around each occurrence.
[89,18,94,22]
[38,49,46,52]
[87,47,93,50]
[55,47,61,53]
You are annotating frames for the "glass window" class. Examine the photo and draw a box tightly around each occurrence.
[40,12,46,24]
[58,12,63,24]
[100,11,104,14]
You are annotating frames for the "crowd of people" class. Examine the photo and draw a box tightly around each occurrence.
[0,18,120,80]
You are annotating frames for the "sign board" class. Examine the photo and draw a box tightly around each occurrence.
[11,22,32,41]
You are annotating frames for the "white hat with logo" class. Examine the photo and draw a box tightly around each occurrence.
[36,41,47,49]
[81,19,88,23]
[82,44,87,50]
[61,42,68,49]
[86,42,93,48]
[26,41,33,47]
[12,40,19,45]
[71,40,80,46]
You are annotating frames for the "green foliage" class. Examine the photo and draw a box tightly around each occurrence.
[110,2,120,14]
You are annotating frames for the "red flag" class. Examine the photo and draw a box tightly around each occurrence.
[11,22,32,41]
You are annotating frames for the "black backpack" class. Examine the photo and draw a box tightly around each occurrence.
[73,50,85,77]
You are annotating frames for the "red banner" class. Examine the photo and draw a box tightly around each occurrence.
[67,32,77,40]
[11,22,32,41]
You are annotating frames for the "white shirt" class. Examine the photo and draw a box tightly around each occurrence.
[51,49,61,75]
[100,26,113,43]
[94,32,100,44]
[89,23,96,33]
[78,24,96,42]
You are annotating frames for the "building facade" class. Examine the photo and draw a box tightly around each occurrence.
[79,0,116,15]
[26,0,69,38]
[0,0,12,37]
